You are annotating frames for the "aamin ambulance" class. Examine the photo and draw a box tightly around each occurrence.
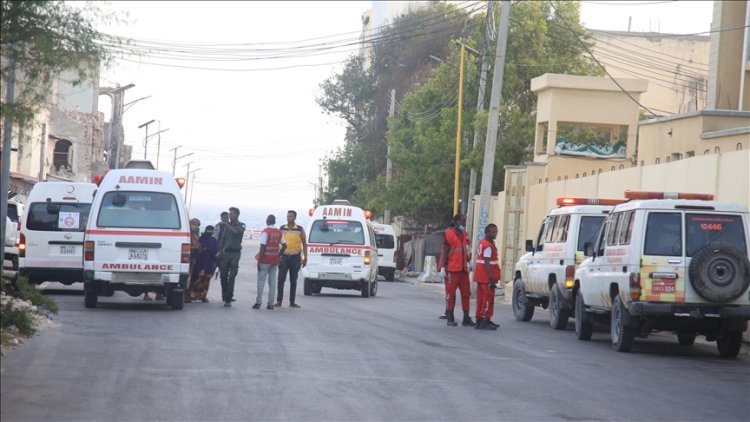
[82,167,190,309]
[19,182,96,284]
[302,200,379,297]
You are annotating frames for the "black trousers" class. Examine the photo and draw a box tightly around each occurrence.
[277,254,301,304]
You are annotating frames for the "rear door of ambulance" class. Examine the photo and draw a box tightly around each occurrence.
[87,177,189,283]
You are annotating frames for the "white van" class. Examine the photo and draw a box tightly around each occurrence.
[19,182,95,284]
[372,223,397,281]
[302,200,379,297]
[3,199,24,270]
[83,167,190,309]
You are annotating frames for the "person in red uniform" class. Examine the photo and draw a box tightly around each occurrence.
[474,224,500,330]
[438,214,475,327]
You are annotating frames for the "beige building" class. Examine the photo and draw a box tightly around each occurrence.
[591,30,711,115]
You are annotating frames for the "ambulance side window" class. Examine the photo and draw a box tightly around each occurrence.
[535,219,547,252]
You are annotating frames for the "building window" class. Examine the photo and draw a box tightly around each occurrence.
[738,143,744,151]
[598,168,603,174]
[666,157,671,163]
[671,153,682,161]
[611,166,616,171]
[564,176,568,180]
[53,139,73,171]
[715,147,720,154]
[704,149,710,155]
[656,158,660,164]
[686,151,695,158]
[582,172,587,177]
[619,164,625,169]
[557,176,561,181]
[544,178,548,183]
[575,173,579,179]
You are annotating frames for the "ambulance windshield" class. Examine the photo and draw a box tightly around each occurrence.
[309,220,364,245]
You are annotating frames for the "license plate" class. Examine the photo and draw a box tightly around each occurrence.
[129,248,148,260]
[652,279,675,293]
[329,257,343,265]
[59,245,76,255]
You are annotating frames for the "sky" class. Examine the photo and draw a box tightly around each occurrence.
[93,0,714,228]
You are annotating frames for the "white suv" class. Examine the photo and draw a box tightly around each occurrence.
[512,197,622,329]
[574,191,750,358]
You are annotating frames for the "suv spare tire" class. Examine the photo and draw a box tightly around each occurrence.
[688,242,750,303]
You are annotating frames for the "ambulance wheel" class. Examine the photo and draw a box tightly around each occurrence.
[304,279,312,296]
[312,283,322,294]
[549,285,570,330]
[370,280,378,297]
[575,290,593,341]
[84,284,98,309]
[512,278,534,322]
[361,281,371,298]
[717,331,742,358]
[386,270,395,282]
[677,334,696,346]
[611,295,635,353]
[168,290,184,310]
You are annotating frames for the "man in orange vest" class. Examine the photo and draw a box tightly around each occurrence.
[254,215,286,310]
[438,214,475,327]
[474,224,500,330]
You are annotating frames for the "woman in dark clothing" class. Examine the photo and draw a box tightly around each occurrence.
[187,225,219,302]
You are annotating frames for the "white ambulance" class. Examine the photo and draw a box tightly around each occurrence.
[372,223,397,281]
[83,167,190,309]
[19,182,96,284]
[302,200,379,297]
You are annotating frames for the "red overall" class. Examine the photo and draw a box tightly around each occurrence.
[441,227,471,313]
[474,238,500,320]
[259,227,282,265]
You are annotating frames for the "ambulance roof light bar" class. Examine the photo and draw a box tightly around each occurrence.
[624,190,714,201]
[556,197,624,207]
[309,208,315,217]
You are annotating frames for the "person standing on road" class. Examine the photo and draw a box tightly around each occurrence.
[187,225,219,302]
[276,210,307,308]
[254,215,286,310]
[474,224,500,330]
[438,214,475,327]
[218,207,246,307]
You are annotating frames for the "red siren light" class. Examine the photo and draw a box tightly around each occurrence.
[364,210,373,220]
[176,177,186,189]
[556,197,624,207]
[308,208,315,217]
[624,190,714,201]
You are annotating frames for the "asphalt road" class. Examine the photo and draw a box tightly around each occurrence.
[2,241,749,422]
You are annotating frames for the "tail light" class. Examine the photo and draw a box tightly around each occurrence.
[629,272,641,301]
[84,241,95,261]
[181,243,191,264]
[393,250,397,263]
[564,265,575,288]
[364,250,371,265]
[18,233,26,258]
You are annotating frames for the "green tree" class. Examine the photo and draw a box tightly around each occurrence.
[1,0,123,126]
[316,1,474,209]
[372,1,602,227]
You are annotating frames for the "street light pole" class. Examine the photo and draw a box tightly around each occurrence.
[187,168,202,214]
[138,119,155,160]
[99,83,135,169]
[183,161,194,203]
[171,146,193,176]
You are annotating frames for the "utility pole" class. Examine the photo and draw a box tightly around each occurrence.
[384,88,396,224]
[466,0,493,255]
[453,44,466,216]
[139,119,155,160]
[183,161,194,203]
[171,146,193,176]
[318,164,324,204]
[477,0,511,245]
[187,168,202,214]
[0,50,16,266]
[100,83,135,169]
[156,120,161,170]
[38,123,47,181]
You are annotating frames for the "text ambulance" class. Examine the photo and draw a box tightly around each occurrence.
[302,200,379,297]
[83,167,190,309]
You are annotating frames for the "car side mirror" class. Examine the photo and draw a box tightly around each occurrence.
[584,242,595,257]
[525,239,534,252]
